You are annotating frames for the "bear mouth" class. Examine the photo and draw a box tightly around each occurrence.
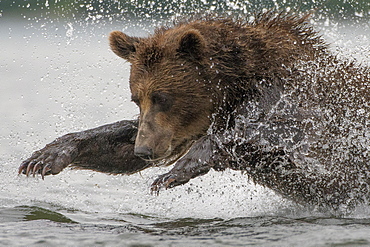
[148,139,195,166]
[140,145,174,163]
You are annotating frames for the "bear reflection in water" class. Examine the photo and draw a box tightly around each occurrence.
[19,11,370,213]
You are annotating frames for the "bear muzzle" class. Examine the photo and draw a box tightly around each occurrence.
[134,123,174,161]
[134,145,154,160]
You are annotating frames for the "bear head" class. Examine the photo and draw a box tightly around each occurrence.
[109,27,216,162]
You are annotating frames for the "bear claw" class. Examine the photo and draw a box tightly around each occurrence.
[151,174,178,194]
[18,159,52,180]
[41,164,52,180]
[32,161,42,177]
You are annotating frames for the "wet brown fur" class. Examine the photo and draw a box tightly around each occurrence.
[109,11,327,161]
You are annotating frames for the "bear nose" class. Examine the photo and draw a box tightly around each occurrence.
[134,146,153,160]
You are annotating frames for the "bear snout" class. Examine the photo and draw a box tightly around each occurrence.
[134,145,153,160]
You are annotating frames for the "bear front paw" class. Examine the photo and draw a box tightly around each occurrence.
[151,173,179,194]
[18,137,78,179]
[18,152,53,179]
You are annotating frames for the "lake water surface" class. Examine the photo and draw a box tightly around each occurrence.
[1,17,370,246]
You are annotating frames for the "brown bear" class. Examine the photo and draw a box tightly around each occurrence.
[19,11,370,213]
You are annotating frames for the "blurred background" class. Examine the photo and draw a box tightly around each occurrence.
[1,0,369,21]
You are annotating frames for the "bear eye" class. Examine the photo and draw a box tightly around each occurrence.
[151,92,173,111]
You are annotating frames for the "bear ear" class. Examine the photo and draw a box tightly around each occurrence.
[109,31,140,61]
[177,29,205,59]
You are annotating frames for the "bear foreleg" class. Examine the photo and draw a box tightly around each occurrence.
[151,135,215,193]
[18,120,150,178]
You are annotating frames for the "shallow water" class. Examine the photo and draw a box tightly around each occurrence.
[2,205,370,247]
[1,16,370,246]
